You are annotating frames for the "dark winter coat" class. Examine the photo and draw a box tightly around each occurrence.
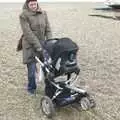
[19,3,52,64]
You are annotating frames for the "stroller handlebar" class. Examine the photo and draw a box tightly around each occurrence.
[35,56,50,73]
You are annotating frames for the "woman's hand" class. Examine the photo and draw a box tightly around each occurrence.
[36,48,43,60]
[36,48,42,52]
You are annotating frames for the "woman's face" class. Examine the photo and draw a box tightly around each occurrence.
[28,1,38,11]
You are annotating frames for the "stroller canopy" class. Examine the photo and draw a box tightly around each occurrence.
[41,37,79,60]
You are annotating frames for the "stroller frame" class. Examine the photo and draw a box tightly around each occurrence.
[35,56,95,118]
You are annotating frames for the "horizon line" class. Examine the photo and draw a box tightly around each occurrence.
[0,1,104,3]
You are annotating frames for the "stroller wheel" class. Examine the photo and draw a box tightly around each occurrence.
[80,97,91,110]
[41,96,55,118]
[89,97,96,108]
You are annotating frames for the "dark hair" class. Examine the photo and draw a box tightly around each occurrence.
[26,0,37,3]
[26,0,39,10]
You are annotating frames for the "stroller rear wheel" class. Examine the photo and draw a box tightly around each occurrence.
[80,97,91,110]
[41,96,55,118]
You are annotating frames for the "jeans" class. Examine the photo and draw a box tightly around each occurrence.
[27,62,36,91]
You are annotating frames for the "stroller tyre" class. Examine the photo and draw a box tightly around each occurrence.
[80,97,91,110]
[41,96,55,118]
[89,97,96,108]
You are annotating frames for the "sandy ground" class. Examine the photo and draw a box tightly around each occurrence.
[0,2,120,120]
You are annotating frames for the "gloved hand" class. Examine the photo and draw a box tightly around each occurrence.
[36,48,43,60]
[36,48,42,52]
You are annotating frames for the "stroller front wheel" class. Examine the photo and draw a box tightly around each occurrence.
[41,96,55,118]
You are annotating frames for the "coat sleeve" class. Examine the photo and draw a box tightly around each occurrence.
[19,14,41,50]
[44,11,52,40]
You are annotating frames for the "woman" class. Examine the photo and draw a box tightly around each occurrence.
[19,0,52,94]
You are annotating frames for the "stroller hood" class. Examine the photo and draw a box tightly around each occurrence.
[41,37,79,61]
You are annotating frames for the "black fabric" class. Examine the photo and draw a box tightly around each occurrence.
[42,38,80,99]
[40,37,79,76]
[45,79,57,98]
[16,34,23,51]
[41,37,78,62]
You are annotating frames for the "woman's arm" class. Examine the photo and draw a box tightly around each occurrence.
[19,14,41,50]
[44,11,52,40]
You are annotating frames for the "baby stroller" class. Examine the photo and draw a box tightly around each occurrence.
[35,37,95,118]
